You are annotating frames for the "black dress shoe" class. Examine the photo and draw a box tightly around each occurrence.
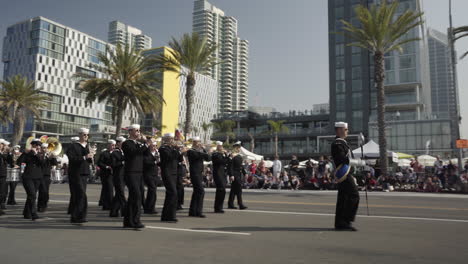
[32,215,40,221]
[198,214,206,218]
[161,218,178,223]
[0,210,5,216]
[109,213,119,217]
[144,210,158,215]
[239,206,248,210]
[135,223,145,229]
[335,226,358,232]
[7,201,17,205]
[37,208,44,213]
[214,210,225,213]
[228,206,238,209]
[24,215,32,219]
[177,206,183,210]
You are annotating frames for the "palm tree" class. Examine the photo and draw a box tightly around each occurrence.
[151,33,218,138]
[247,132,255,152]
[74,44,164,137]
[0,75,48,145]
[453,26,468,59]
[201,122,213,143]
[340,1,423,177]
[267,120,289,157]
[213,120,236,144]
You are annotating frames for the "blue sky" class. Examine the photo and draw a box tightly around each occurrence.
[1,0,467,137]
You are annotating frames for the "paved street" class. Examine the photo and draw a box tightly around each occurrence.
[1,184,468,264]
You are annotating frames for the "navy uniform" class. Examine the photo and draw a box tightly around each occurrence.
[110,137,127,217]
[4,146,19,206]
[159,134,180,222]
[176,157,186,210]
[20,140,44,220]
[211,142,229,213]
[142,144,159,214]
[332,122,359,231]
[97,141,115,211]
[66,129,92,223]
[187,138,211,217]
[0,139,9,214]
[37,144,58,212]
[122,130,147,229]
[228,142,248,210]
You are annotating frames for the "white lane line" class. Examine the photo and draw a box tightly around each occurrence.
[232,209,468,223]
[146,226,251,236]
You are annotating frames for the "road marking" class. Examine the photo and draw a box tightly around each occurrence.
[232,209,468,223]
[146,226,251,236]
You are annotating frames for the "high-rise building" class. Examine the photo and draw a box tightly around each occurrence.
[328,0,432,135]
[1,17,138,142]
[192,0,249,114]
[108,20,152,50]
[141,47,218,142]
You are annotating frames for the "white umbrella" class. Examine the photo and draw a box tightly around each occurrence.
[398,159,411,167]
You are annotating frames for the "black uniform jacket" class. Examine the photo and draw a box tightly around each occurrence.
[122,140,148,173]
[66,142,92,176]
[19,151,44,180]
[212,152,229,178]
[187,148,211,177]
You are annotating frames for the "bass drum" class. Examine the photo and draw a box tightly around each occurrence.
[6,168,21,182]
[51,169,63,183]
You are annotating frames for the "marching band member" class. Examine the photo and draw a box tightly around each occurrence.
[19,139,43,220]
[66,136,79,215]
[122,124,149,229]
[142,139,160,214]
[187,137,211,218]
[37,143,58,212]
[110,136,127,217]
[212,141,229,213]
[0,139,9,214]
[5,145,22,206]
[97,140,115,211]
[228,141,248,210]
[332,122,360,231]
[66,128,93,224]
[159,133,180,223]
[176,155,187,211]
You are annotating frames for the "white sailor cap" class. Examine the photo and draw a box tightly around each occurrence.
[71,137,79,142]
[163,133,174,138]
[78,127,90,134]
[116,136,126,142]
[216,141,223,146]
[0,139,4,144]
[41,143,49,148]
[192,136,201,141]
[13,145,21,149]
[151,141,158,146]
[128,124,141,130]
[4,141,10,146]
[108,139,116,144]
[233,141,242,146]
[334,122,348,129]
[31,139,41,145]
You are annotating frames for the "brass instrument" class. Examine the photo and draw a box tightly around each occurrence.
[25,136,35,151]
[45,137,62,156]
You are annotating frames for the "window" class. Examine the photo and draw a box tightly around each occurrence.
[352,111,363,131]
[336,94,345,111]
[336,56,345,68]
[335,7,344,19]
[352,79,362,91]
[352,54,361,66]
[385,71,395,85]
[385,57,394,71]
[352,46,362,54]
[352,93,362,108]
[336,112,345,121]
[336,81,345,94]
[334,45,345,58]
[399,55,416,69]
[352,67,361,79]
[336,68,345,80]
[400,69,417,83]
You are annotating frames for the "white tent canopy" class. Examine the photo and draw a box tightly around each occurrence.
[240,147,264,161]
[352,140,398,162]
[417,155,437,167]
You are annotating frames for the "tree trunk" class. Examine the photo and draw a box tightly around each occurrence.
[12,108,25,146]
[115,97,124,137]
[248,132,255,152]
[226,135,230,145]
[275,134,278,157]
[374,51,388,177]
[184,74,196,139]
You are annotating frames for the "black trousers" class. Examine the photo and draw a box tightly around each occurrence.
[228,178,244,207]
[189,173,205,216]
[69,175,88,222]
[0,176,7,205]
[143,174,157,213]
[176,172,184,207]
[110,169,126,217]
[22,178,41,219]
[37,176,51,209]
[100,174,114,210]
[213,173,226,211]
[124,172,142,227]
[335,176,360,228]
[1,181,17,204]
[161,172,177,221]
